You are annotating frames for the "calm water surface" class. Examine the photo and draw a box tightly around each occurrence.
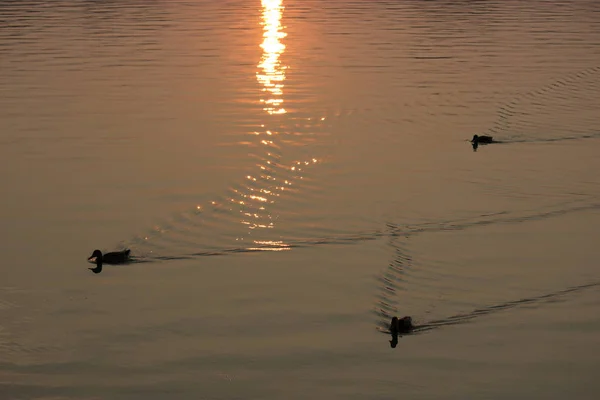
[1,1,599,399]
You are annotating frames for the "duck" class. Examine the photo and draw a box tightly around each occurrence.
[471,134,494,144]
[390,316,413,335]
[389,316,413,348]
[87,249,131,274]
[471,134,495,151]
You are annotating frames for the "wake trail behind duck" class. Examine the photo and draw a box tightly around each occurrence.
[486,65,600,144]
[123,198,600,264]
[376,282,600,336]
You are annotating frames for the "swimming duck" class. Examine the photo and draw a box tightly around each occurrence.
[87,249,130,274]
[390,316,413,335]
[471,134,495,151]
[389,316,413,348]
[471,134,494,144]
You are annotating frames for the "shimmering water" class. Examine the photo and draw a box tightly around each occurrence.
[1,1,599,399]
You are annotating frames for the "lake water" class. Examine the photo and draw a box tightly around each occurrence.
[1,1,600,399]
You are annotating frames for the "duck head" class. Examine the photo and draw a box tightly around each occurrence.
[471,135,479,151]
[88,250,103,274]
[389,316,400,348]
[88,249,103,262]
[390,316,399,334]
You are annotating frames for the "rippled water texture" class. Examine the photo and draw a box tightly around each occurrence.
[1,1,599,399]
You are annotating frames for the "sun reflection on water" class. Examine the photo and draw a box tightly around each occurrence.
[127,0,334,257]
[206,0,320,248]
[257,0,287,115]
[229,0,290,234]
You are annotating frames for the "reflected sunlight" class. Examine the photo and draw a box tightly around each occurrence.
[230,0,289,234]
[224,0,321,244]
[257,0,287,115]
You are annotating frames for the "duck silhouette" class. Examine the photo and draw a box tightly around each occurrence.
[471,134,494,144]
[87,249,131,274]
[471,134,495,151]
[389,316,413,348]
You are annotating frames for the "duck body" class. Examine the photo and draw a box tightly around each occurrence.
[388,316,413,348]
[471,134,494,144]
[471,134,495,151]
[390,316,413,335]
[87,249,130,274]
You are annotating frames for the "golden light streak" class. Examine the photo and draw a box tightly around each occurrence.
[257,0,287,115]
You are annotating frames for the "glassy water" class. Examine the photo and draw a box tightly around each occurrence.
[1,1,599,399]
